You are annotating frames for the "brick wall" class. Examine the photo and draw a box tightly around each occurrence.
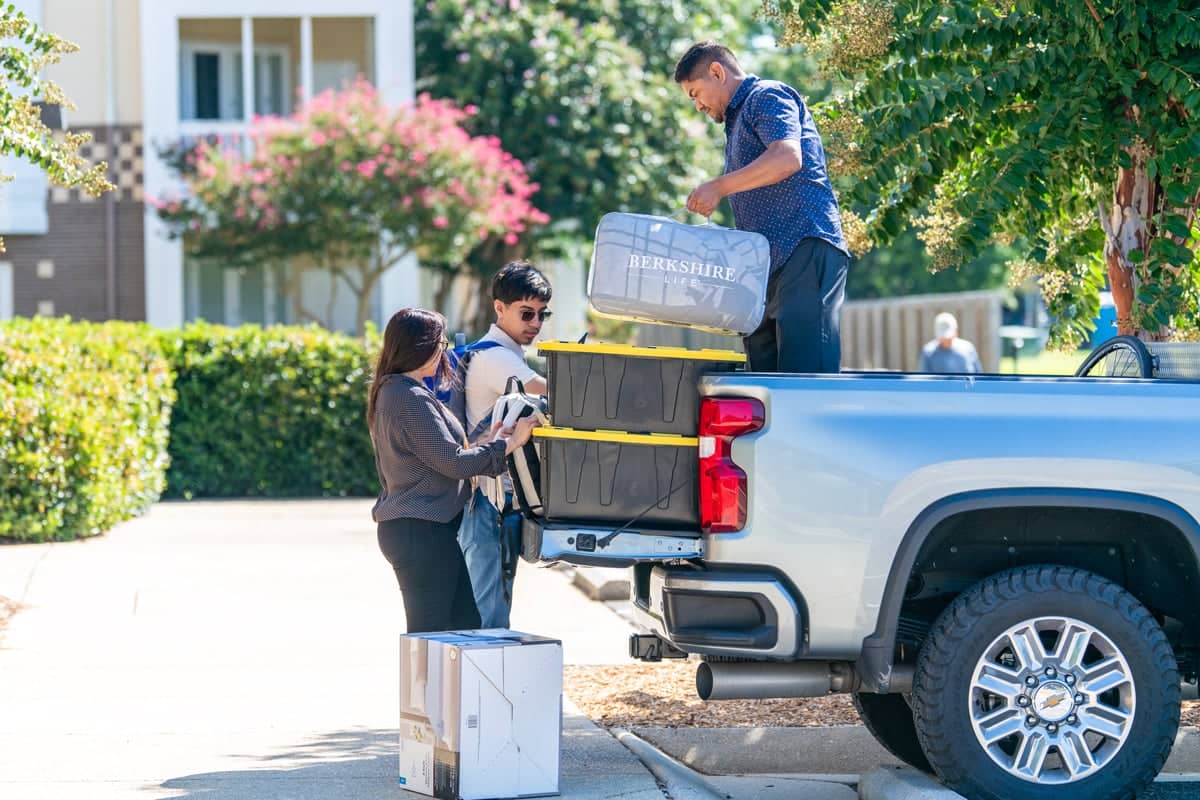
[2,125,145,321]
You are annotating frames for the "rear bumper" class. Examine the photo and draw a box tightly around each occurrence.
[632,565,804,660]
[521,517,704,568]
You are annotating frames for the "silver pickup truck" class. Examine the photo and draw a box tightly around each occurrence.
[523,355,1200,800]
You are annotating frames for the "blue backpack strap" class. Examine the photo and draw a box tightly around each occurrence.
[442,338,506,434]
[426,339,503,401]
[464,339,504,355]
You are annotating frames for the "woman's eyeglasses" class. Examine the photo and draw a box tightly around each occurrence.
[519,309,553,323]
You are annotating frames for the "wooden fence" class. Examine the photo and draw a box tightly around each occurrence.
[633,289,1006,373]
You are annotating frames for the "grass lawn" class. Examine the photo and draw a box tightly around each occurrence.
[998,348,1087,376]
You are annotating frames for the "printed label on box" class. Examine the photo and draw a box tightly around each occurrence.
[399,719,434,794]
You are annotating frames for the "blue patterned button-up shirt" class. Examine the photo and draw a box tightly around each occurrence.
[724,76,849,270]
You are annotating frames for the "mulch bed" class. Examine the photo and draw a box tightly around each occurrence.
[565,661,1200,729]
[565,662,859,728]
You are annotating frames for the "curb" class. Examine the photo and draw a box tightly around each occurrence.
[613,728,727,800]
[858,767,965,800]
[570,565,631,601]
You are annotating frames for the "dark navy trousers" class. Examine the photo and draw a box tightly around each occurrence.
[743,237,849,374]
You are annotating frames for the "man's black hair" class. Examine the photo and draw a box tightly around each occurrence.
[673,41,742,84]
[492,260,552,304]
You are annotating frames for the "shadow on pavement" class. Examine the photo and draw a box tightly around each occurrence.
[157,719,662,800]
[159,728,411,800]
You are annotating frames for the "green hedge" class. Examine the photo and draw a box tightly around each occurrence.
[0,318,174,542]
[160,323,378,499]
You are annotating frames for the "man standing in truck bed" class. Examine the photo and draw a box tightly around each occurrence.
[676,41,850,374]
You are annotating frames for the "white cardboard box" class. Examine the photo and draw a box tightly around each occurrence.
[399,629,562,799]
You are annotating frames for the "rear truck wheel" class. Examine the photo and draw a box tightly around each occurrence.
[911,565,1179,800]
[852,691,933,773]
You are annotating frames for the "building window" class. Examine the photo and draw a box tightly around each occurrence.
[312,17,375,94]
[177,14,379,332]
[179,19,241,121]
[179,16,374,123]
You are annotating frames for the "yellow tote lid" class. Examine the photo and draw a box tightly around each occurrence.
[537,340,745,363]
[534,426,699,447]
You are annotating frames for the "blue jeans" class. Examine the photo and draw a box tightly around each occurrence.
[457,489,522,629]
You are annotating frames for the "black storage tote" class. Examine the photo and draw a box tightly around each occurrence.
[533,427,699,529]
[538,341,744,436]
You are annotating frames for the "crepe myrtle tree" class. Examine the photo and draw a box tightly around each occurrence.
[157,80,547,334]
[763,0,1200,345]
[0,5,113,250]
[417,0,728,332]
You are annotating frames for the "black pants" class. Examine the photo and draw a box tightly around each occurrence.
[744,237,849,373]
[377,514,481,634]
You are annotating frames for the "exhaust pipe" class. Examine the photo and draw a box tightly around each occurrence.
[696,661,860,701]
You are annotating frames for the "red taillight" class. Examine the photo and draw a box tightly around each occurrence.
[698,398,764,533]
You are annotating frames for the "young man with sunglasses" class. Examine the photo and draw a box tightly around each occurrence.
[458,260,552,628]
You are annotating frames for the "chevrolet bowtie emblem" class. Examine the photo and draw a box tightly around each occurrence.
[1041,693,1068,710]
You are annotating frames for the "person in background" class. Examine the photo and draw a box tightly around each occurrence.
[458,261,551,629]
[675,40,850,374]
[919,312,983,374]
[367,307,538,634]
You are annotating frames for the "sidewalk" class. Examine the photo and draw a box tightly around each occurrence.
[0,500,660,800]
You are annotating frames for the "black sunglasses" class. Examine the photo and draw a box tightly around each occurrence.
[519,309,553,322]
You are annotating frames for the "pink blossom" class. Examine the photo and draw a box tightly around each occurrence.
[356,161,378,178]
[311,131,328,146]
[433,216,449,229]
[340,161,353,172]
[504,232,519,245]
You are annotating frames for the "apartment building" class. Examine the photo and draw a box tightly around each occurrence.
[0,0,420,331]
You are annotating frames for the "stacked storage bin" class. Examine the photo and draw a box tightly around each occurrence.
[532,341,745,529]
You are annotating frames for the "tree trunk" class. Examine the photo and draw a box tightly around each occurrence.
[347,260,381,338]
[353,278,375,338]
[280,262,324,327]
[1103,159,1156,337]
[469,271,494,337]
[466,233,529,337]
[432,270,455,316]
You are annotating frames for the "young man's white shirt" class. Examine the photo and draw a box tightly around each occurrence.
[465,323,540,506]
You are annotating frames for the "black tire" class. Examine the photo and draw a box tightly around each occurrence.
[1074,335,1154,378]
[912,566,1179,800]
[852,691,933,773]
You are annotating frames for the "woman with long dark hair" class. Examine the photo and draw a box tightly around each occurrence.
[367,307,537,633]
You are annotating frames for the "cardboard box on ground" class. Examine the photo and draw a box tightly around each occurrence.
[399,630,563,800]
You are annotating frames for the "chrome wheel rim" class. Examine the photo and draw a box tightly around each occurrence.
[969,616,1135,784]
